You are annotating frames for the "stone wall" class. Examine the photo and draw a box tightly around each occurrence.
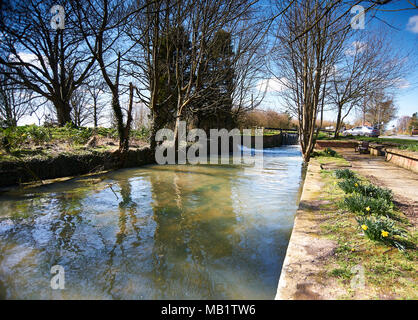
[385,148,418,173]
[0,147,155,188]
[315,140,357,149]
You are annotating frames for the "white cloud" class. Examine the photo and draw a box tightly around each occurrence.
[406,15,418,33]
[9,52,48,69]
[257,77,289,93]
[345,41,367,56]
[394,78,410,89]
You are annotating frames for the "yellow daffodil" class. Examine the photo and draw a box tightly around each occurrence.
[381,230,389,238]
[365,206,370,212]
[361,224,368,231]
[354,183,358,187]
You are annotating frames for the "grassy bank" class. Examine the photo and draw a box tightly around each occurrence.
[0,124,149,162]
[313,155,417,299]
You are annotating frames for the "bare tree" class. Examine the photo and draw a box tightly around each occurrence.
[365,91,398,129]
[0,71,35,126]
[329,31,408,138]
[270,0,349,162]
[72,0,147,151]
[127,0,267,151]
[0,0,97,126]
[86,77,107,129]
[71,86,91,127]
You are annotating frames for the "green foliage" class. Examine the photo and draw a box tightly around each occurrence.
[398,144,418,152]
[337,178,361,194]
[25,125,52,144]
[334,168,357,180]
[341,193,392,216]
[329,267,352,279]
[357,183,393,202]
[0,124,151,155]
[96,127,118,139]
[1,127,26,151]
[131,126,150,140]
[356,216,409,250]
[338,179,393,202]
[53,124,93,144]
[312,147,340,158]
[0,125,52,151]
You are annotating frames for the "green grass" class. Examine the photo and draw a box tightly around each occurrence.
[316,166,417,299]
[312,150,350,167]
[0,124,150,162]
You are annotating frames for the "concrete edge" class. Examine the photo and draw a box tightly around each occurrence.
[275,159,337,300]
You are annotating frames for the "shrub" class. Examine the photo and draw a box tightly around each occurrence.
[131,126,150,140]
[96,127,118,139]
[25,125,52,144]
[335,168,356,180]
[356,216,409,250]
[0,126,27,151]
[312,147,340,158]
[323,147,338,157]
[72,127,93,144]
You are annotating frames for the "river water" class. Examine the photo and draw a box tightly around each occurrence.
[0,145,303,299]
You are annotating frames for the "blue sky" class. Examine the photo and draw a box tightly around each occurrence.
[260,1,418,126]
[18,1,417,128]
[370,1,418,123]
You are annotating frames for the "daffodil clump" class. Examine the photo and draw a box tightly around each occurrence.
[341,193,393,216]
[333,168,413,251]
[356,216,410,251]
[334,168,356,180]
[337,173,393,203]
[337,178,360,194]
[312,147,341,158]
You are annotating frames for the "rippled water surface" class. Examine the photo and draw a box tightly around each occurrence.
[0,146,303,299]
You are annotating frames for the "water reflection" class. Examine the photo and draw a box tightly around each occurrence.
[0,146,303,299]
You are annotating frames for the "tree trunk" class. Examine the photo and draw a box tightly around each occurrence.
[54,100,72,126]
[121,83,135,152]
[334,104,342,139]
[93,98,98,129]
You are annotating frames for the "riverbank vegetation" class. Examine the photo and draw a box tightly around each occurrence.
[0,124,149,162]
[314,162,417,299]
